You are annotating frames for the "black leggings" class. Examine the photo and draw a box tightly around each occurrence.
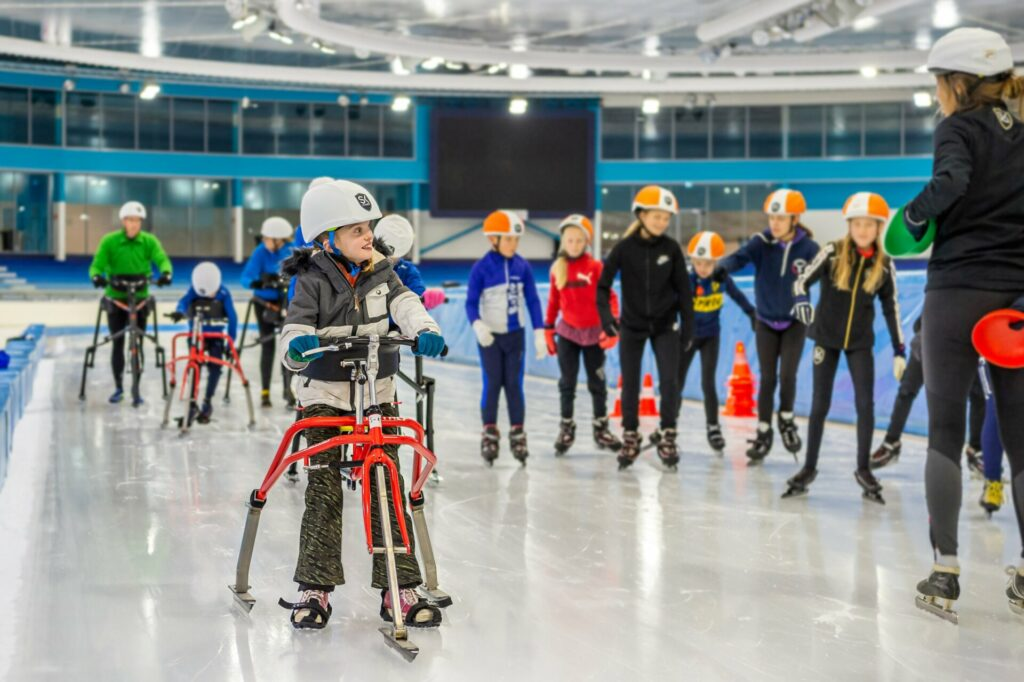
[754,321,807,425]
[678,335,721,425]
[107,301,150,388]
[618,326,679,431]
[804,346,874,472]
[556,336,608,420]
[256,314,278,392]
[922,288,1024,559]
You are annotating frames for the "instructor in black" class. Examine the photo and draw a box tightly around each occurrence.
[892,27,1024,622]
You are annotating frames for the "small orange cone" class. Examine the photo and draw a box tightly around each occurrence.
[722,342,757,418]
[609,376,622,418]
[639,373,659,417]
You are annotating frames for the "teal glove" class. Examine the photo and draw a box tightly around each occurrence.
[287,335,323,363]
[414,331,445,358]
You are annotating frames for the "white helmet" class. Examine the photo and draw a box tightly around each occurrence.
[191,261,222,298]
[119,201,146,220]
[308,176,334,191]
[374,215,415,258]
[299,180,382,245]
[260,216,293,240]
[927,28,1014,77]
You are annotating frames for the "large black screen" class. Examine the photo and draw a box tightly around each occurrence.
[430,109,594,217]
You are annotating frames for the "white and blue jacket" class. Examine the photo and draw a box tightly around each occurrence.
[465,251,544,334]
[175,285,238,340]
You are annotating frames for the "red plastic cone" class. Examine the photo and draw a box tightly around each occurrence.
[722,342,757,418]
[639,373,659,417]
[609,376,622,419]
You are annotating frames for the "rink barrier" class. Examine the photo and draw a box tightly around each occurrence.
[0,324,46,492]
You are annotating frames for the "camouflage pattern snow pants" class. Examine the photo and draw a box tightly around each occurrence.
[293,402,422,590]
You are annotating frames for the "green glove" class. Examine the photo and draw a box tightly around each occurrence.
[884,206,937,257]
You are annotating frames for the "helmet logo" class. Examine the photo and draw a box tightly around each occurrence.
[771,201,781,213]
[697,246,706,256]
[664,196,673,206]
[356,193,372,210]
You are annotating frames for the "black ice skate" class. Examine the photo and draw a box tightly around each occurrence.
[656,428,679,470]
[706,424,726,454]
[554,418,576,457]
[869,440,901,470]
[510,426,529,466]
[284,461,300,483]
[781,466,817,498]
[618,430,641,470]
[481,425,500,466]
[1006,566,1024,617]
[855,468,885,504]
[746,428,773,463]
[777,414,801,459]
[592,417,622,452]
[915,564,960,624]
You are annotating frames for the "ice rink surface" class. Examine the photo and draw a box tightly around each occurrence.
[1,335,1022,681]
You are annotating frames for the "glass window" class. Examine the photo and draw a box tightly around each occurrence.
[0,86,28,144]
[711,107,746,159]
[667,184,708,239]
[192,179,231,256]
[708,184,745,236]
[904,103,937,154]
[865,102,902,156]
[826,104,862,157]
[596,185,635,256]
[206,100,235,153]
[373,184,411,213]
[748,107,782,158]
[66,92,103,148]
[638,109,671,159]
[153,177,193,254]
[348,105,381,157]
[173,98,206,152]
[138,97,171,151]
[123,176,159,210]
[674,108,709,159]
[600,108,636,159]
[29,90,57,145]
[6,172,51,253]
[312,103,346,156]
[242,100,275,154]
[788,105,823,158]
[277,101,310,156]
[383,107,414,158]
[101,94,136,149]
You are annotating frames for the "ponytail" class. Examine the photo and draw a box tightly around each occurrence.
[1003,74,1024,120]
[940,70,1024,118]
[551,254,569,290]
[623,219,642,239]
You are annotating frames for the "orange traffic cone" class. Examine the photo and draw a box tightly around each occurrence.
[609,376,622,418]
[639,373,659,417]
[722,342,757,418]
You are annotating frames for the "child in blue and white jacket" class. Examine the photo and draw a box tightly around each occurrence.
[466,210,546,466]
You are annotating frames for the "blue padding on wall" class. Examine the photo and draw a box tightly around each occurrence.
[0,325,46,492]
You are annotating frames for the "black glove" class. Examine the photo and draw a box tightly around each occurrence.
[747,312,757,332]
[602,319,620,338]
[156,272,172,287]
[91,274,107,289]
[259,273,282,288]
[710,266,727,283]
[168,311,186,323]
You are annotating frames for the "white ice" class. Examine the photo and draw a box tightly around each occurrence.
[0,335,1022,681]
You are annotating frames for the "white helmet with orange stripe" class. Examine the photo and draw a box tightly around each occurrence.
[482,210,525,237]
[558,213,593,243]
[763,189,807,216]
[842,192,890,223]
[632,185,678,215]
[687,231,725,260]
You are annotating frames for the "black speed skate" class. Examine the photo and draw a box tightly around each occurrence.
[481,425,500,466]
[592,417,622,452]
[915,565,961,624]
[746,428,773,463]
[855,468,885,505]
[510,426,529,466]
[777,414,801,460]
[781,466,817,498]
[1007,566,1024,617]
[706,424,726,454]
[869,440,901,470]
[618,430,641,470]
[554,418,576,457]
[655,428,679,470]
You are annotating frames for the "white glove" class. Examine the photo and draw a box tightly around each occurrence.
[534,328,548,360]
[472,319,494,348]
[893,355,907,381]
[791,296,814,326]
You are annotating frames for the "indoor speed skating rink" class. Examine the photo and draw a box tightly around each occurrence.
[1,335,1021,682]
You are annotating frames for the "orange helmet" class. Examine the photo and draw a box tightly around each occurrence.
[763,189,807,216]
[842,192,890,222]
[687,231,725,260]
[558,214,593,243]
[482,210,525,237]
[632,185,678,215]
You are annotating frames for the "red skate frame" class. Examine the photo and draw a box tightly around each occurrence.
[167,330,248,401]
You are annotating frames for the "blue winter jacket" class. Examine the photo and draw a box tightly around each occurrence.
[394,259,426,296]
[241,243,292,302]
[691,270,756,338]
[717,227,820,326]
[466,250,544,334]
[175,285,238,340]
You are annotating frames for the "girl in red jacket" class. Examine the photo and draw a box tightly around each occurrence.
[545,214,622,455]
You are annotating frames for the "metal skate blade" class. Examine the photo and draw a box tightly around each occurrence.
[417,587,453,608]
[229,586,255,613]
[781,487,808,500]
[1010,601,1024,617]
[915,596,958,625]
[379,627,418,661]
[862,492,886,505]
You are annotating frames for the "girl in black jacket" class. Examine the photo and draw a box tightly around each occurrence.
[597,185,695,470]
[783,192,904,502]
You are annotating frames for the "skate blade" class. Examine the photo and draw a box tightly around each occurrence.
[862,491,886,505]
[915,596,958,625]
[417,587,454,609]
[781,487,808,499]
[1010,601,1024,617]
[379,626,419,662]
[229,585,256,613]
